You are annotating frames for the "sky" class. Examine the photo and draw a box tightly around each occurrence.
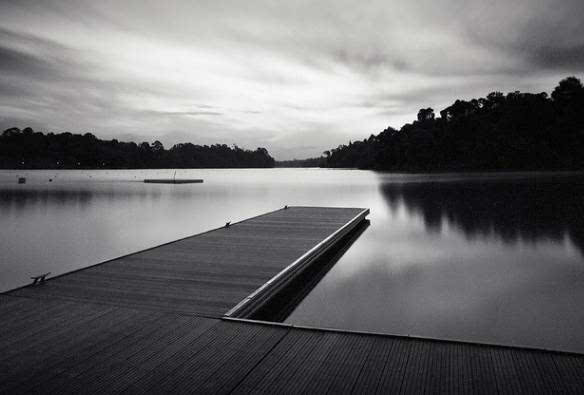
[1,1,583,159]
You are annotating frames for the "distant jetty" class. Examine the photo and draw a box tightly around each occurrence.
[144,179,203,184]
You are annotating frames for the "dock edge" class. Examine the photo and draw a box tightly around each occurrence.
[225,207,370,318]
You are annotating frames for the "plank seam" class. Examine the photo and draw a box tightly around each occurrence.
[222,317,584,358]
[226,326,293,395]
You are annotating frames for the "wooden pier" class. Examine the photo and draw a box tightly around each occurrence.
[2,206,584,393]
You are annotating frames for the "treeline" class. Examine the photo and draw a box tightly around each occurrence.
[275,157,325,167]
[325,76,584,171]
[0,128,275,169]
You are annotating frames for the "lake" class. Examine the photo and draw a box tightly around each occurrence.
[1,169,584,353]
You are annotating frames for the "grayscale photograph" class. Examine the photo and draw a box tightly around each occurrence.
[1,0,584,393]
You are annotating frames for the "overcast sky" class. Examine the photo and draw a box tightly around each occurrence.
[1,1,583,159]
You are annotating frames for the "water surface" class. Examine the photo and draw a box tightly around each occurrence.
[286,172,584,353]
[1,169,583,352]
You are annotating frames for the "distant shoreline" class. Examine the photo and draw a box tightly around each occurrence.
[2,168,584,176]
[1,127,275,170]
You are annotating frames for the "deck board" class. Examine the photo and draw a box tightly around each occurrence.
[2,206,584,393]
[9,206,365,316]
[4,296,584,394]
[351,336,395,393]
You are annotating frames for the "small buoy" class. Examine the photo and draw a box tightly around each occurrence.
[18,177,26,184]
[49,178,53,182]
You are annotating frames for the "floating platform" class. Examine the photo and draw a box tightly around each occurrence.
[2,206,584,393]
[144,179,203,184]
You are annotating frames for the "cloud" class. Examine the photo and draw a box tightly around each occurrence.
[0,27,80,102]
[1,0,583,159]
[528,44,584,71]
[0,45,57,78]
[143,110,224,117]
[461,0,584,73]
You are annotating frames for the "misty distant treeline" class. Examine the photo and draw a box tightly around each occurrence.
[275,157,325,168]
[0,129,275,169]
[324,76,584,171]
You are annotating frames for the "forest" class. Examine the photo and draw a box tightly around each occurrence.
[0,129,275,169]
[2,76,582,171]
[275,157,325,167]
[324,76,584,171]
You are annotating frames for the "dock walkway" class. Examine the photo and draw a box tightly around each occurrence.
[11,206,366,316]
[2,206,584,393]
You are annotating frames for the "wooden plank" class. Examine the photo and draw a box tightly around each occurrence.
[226,208,369,318]
[187,324,288,394]
[350,336,396,393]
[38,315,217,394]
[278,332,344,393]
[0,297,81,337]
[404,340,443,395]
[429,341,452,394]
[316,334,373,394]
[492,346,525,394]
[1,309,144,393]
[0,304,114,366]
[230,330,326,394]
[149,322,268,393]
[0,301,108,353]
[376,336,415,393]
[23,312,180,394]
[3,207,584,393]
[551,355,584,392]
[226,326,584,394]
[15,284,238,315]
[2,307,584,393]
[106,317,220,394]
[0,295,34,315]
[292,334,369,394]
[9,206,367,317]
[2,306,160,393]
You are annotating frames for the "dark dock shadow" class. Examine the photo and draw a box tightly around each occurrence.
[250,219,370,322]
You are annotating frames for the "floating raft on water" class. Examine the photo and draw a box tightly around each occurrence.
[143,178,203,184]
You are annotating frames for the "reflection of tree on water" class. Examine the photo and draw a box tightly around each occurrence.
[380,176,584,255]
[0,188,93,207]
[0,187,164,211]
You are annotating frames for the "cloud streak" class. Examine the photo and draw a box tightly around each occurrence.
[1,0,583,159]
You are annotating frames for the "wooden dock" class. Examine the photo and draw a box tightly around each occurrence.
[2,206,584,393]
[11,206,368,316]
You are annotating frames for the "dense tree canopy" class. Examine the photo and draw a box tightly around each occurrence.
[325,76,584,171]
[2,76,582,171]
[275,157,325,167]
[0,129,275,169]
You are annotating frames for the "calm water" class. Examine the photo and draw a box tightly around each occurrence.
[1,169,584,352]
